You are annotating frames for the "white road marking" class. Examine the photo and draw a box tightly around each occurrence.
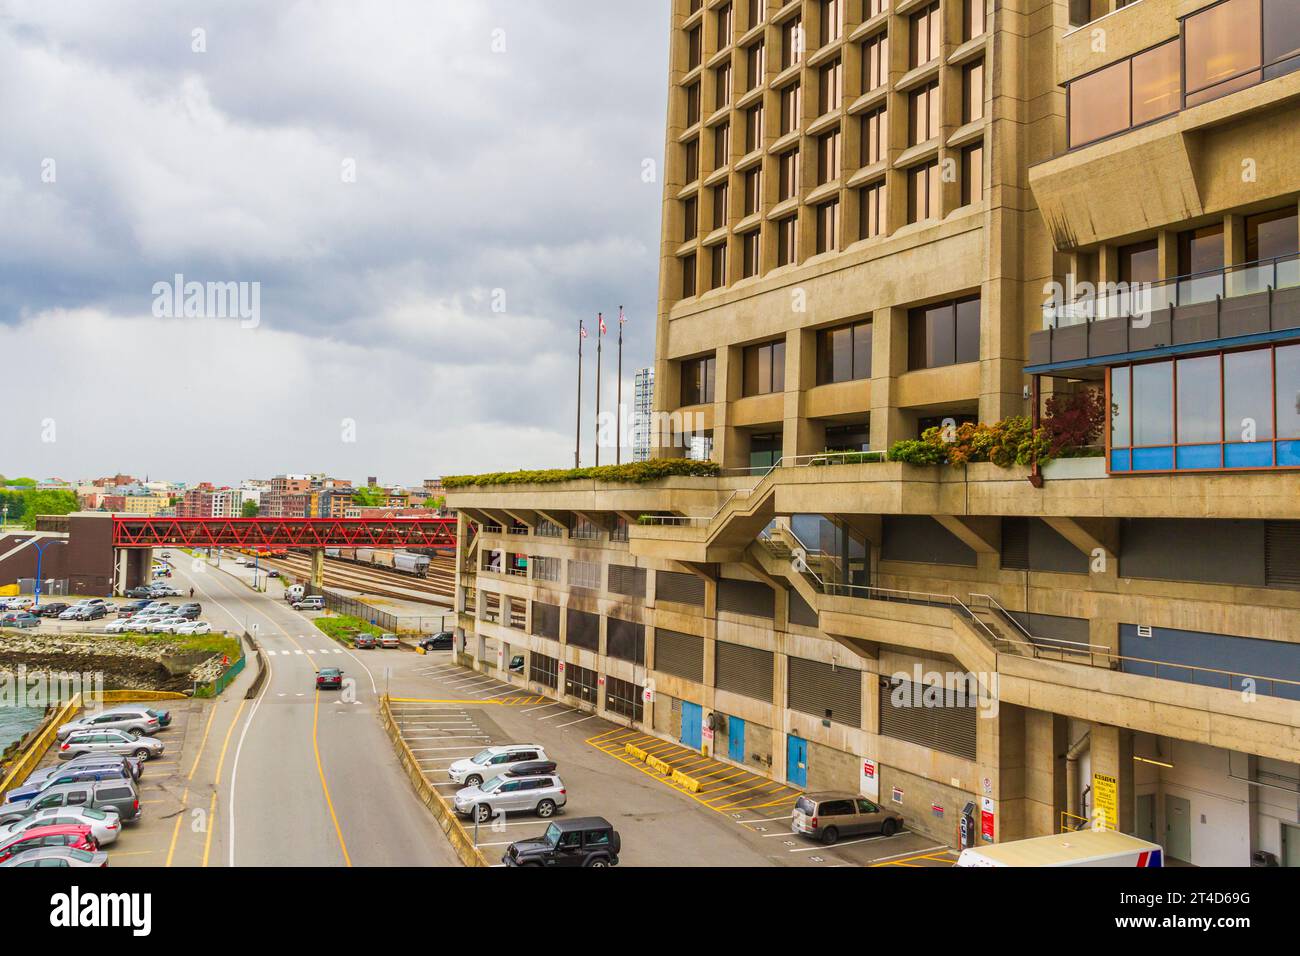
[557,714,596,727]
[860,843,947,864]
[537,709,578,721]
[522,702,566,714]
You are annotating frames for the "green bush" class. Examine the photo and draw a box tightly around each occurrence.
[888,416,1057,469]
[443,459,721,489]
[887,439,948,465]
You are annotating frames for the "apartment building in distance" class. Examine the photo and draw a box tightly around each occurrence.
[446,0,1300,867]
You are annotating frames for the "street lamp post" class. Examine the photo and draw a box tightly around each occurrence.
[32,539,67,608]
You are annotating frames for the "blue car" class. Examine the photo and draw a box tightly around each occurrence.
[4,764,134,805]
[0,612,39,629]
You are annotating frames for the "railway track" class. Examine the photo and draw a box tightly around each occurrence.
[257,552,455,609]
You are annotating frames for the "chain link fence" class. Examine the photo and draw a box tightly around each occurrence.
[321,589,454,635]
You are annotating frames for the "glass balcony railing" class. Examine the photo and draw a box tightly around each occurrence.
[1042,252,1300,330]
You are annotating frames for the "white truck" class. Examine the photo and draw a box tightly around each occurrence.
[285,584,306,603]
[956,829,1163,867]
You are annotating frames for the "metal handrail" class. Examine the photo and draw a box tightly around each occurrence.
[968,592,1037,644]
[640,451,888,527]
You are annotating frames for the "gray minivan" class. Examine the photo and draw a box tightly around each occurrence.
[0,780,141,825]
[791,792,904,845]
[3,763,135,804]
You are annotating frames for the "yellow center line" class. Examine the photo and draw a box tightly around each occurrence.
[187,703,222,781]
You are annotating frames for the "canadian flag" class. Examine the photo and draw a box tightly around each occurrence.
[619,305,627,326]
[598,312,607,335]
[580,322,587,339]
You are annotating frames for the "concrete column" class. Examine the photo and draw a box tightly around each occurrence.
[1090,724,1135,834]
[870,305,915,449]
[1022,710,1068,838]
[783,327,825,460]
[714,345,748,469]
[310,549,324,590]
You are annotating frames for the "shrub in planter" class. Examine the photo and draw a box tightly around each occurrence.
[887,438,948,465]
[1043,388,1106,458]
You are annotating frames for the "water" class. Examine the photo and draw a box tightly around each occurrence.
[0,705,46,752]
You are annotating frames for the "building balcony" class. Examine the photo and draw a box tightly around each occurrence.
[1028,254,1300,373]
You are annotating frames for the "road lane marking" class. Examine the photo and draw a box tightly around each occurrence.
[202,697,248,867]
[557,714,596,727]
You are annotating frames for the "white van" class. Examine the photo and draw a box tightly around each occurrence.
[956,829,1163,867]
[285,584,306,603]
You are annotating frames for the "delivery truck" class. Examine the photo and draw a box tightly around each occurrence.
[956,829,1163,867]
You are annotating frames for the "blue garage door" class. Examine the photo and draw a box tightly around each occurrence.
[680,701,702,750]
[728,717,745,763]
[787,734,808,788]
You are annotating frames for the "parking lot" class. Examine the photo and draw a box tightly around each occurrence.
[390,653,958,867]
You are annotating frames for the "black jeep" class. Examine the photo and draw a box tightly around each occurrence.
[503,817,620,868]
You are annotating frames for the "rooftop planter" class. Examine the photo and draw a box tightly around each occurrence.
[443,459,721,490]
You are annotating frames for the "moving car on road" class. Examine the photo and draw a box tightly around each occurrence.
[448,745,549,788]
[59,729,164,762]
[503,817,620,868]
[454,766,566,823]
[0,846,108,867]
[418,631,454,651]
[791,792,903,845]
[317,667,344,689]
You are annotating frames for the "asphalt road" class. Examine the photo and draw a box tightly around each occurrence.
[165,553,456,867]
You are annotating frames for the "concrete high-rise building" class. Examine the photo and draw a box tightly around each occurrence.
[633,367,656,462]
[447,0,1300,866]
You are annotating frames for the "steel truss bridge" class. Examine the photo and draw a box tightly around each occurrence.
[111,516,458,550]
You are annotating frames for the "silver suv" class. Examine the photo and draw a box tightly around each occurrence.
[447,745,548,787]
[57,707,166,741]
[59,729,164,762]
[454,769,567,823]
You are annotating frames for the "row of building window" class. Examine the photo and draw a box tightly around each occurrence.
[676,295,979,408]
[1067,0,1300,148]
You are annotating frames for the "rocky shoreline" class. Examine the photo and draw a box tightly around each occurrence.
[0,632,229,693]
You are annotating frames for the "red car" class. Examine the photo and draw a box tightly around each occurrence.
[0,824,98,864]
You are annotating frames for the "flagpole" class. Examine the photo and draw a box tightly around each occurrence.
[616,306,624,465]
[595,313,603,467]
[575,319,584,468]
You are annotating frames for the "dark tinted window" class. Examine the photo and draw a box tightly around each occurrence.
[585,829,612,846]
[820,799,855,816]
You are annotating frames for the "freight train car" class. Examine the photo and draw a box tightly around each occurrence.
[318,546,431,578]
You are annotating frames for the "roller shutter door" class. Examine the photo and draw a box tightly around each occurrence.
[608,564,647,598]
[654,629,703,682]
[879,679,977,760]
[788,589,819,628]
[1265,521,1300,589]
[788,657,861,726]
[715,641,774,703]
[606,618,646,664]
[531,601,559,639]
[717,578,774,619]
[1000,517,1030,571]
[656,570,705,606]
[566,608,600,651]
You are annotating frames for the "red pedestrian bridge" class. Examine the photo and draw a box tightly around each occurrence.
[111,516,458,549]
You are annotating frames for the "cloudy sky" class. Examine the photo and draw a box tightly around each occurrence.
[0,0,669,487]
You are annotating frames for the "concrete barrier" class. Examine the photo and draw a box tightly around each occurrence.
[672,769,703,792]
[646,755,673,776]
[624,743,649,762]
[244,632,268,700]
[379,694,488,868]
[0,694,82,800]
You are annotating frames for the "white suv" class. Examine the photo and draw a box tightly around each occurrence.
[448,745,549,788]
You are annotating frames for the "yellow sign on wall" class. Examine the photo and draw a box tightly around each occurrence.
[1092,772,1118,830]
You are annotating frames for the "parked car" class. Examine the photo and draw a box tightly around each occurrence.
[0,806,122,847]
[58,706,169,741]
[418,631,454,651]
[59,730,164,762]
[61,604,107,621]
[118,600,151,617]
[172,620,212,636]
[791,792,903,845]
[150,586,180,597]
[176,603,202,619]
[0,824,98,864]
[293,596,325,611]
[0,846,108,867]
[235,557,247,565]
[354,634,376,649]
[5,763,136,804]
[36,603,70,618]
[378,632,400,649]
[448,745,549,788]
[267,569,281,578]
[126,586,153,599]
[317,667,344,690]
[503,817,620,867]
[1,612,40,628]
[26,753,141,786]
[454,768,566,823]
[2,597,33,610]
[0,781,140,825]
